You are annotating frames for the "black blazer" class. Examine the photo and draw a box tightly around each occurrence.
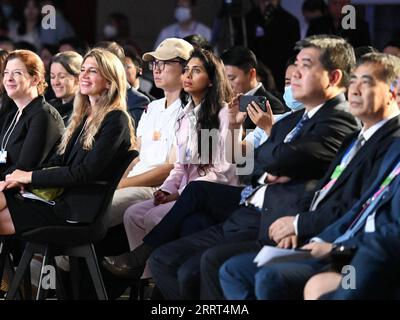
[251,94,359,182]
[31,110,137,223]
[296,115,400,241]
[0,96,64,179]
[255,94,359,241]
[49,98,74,125]
[223,94,358,242]
[242,84,286,131]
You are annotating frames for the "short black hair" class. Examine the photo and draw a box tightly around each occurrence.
[58,37,89,56]
[123,45,143,69]
[220,46,257,73]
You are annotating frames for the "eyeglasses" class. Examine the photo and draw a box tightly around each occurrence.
[3,69,27,79]
[148,60,181,71]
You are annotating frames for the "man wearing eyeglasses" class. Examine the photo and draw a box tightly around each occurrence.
[107,38,194,231]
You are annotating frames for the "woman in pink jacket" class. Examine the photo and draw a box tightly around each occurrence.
[108,48,238,279]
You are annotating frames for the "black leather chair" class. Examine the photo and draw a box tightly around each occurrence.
[5,150,138,300]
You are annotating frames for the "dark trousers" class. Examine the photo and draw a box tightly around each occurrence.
[220,254,328,300]
[143,181,243,248]
[148,206,261,300]
[200,240,262,299]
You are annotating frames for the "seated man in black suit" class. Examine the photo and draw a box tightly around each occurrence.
[203,52,400,300]
[220,46,287,133]
[102,35,359,299]
[221,138,400,300]
[219,53,400,300]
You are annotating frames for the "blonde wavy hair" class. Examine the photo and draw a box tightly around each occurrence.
[58,48,135,153]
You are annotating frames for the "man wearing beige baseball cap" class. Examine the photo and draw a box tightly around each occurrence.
[107,38,194,231]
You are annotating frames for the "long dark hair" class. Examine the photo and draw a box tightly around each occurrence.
[188,49,233,174]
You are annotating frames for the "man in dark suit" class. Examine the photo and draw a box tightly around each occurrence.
[126,84,150,128]
[100,35,359,299]
[219,53,400,300]
[245,0,300,90]
[200,53,400,300]
[306,0,370,48]
[220,46,286,132]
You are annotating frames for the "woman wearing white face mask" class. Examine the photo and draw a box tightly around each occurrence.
[154,0,212,49]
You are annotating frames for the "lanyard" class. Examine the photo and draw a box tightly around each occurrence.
[1,109,22,152]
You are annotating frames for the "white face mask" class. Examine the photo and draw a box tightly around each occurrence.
[174,7,192,23]
[103,24,118,39]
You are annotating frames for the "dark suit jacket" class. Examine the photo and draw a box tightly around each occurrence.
[31,110,137,223]
[252,94,358,182]
[296,116,400,241]
[49,98,74,125]
[242,84,287,131]
[224,94,358,240]
[246,5,300,89]
[0,96,64,179]
[317,138,400,247]
[127,85,150,128]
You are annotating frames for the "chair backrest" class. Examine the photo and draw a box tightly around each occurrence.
[21,149,138,247]
[86,149,139,243]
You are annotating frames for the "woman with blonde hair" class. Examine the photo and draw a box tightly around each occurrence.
[0,48,137,235]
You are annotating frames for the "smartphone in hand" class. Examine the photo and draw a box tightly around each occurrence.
[239,95,267,112]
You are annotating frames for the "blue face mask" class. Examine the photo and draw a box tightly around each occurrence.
[283,85,304,111]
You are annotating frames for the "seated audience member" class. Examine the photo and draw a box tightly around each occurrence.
[0,48,135,236]
[221,137,400,300]
[103,35,359,300]
[219,53,400,300]
[220,46,286,132]
[123,45,155,101]
[49,51,83,124]
[107,38,194,228]
[243,57,304,149]
[0,49,64,180]
[103,48,238,279]
[154,0,211,48]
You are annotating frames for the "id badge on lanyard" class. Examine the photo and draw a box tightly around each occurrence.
[0,150,7,164]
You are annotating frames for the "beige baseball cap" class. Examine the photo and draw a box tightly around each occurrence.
[142,38,194,62]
